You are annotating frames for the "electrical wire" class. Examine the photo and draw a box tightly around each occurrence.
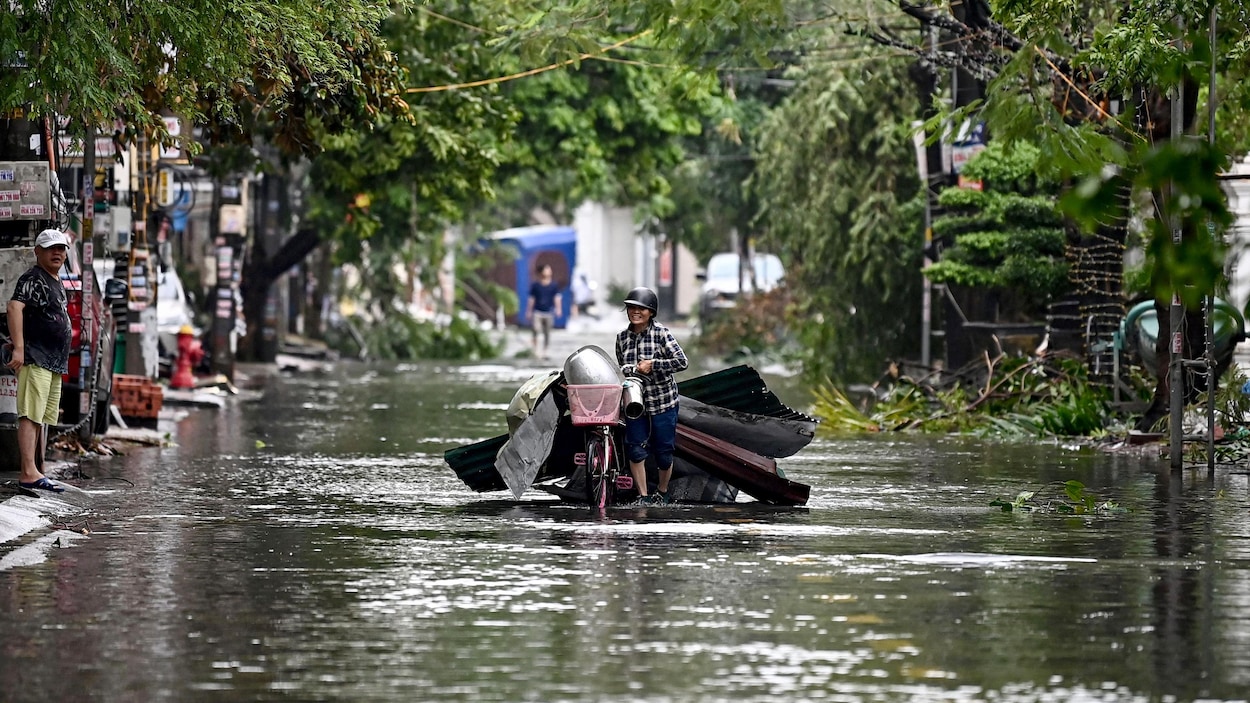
[405,30,652,93]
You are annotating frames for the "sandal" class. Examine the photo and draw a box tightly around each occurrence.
[18,477,65,494]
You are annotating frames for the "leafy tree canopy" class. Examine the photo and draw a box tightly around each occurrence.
[293,0,798,330]
[750,34,924,383]
[924,142,1069,318]
[0,0,409,153]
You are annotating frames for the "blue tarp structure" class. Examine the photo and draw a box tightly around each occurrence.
[488,225,576,329]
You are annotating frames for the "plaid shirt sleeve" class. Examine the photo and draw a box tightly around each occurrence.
[641,324,686,412]
[616,330,628,371]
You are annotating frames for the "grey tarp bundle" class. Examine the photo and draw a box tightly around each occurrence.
[497,371,563,498]
[506,370,560,436]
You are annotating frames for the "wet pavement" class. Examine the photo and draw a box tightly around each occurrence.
[2,320,1250,702]
[502,312,691,368]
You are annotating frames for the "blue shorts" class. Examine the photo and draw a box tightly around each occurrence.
[624,405,678,470]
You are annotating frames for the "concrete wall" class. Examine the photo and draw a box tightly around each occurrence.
[570,203,700,319]
[1223,156,1250,312]
[672,244,698,318]
[573,202,635,311]
[1221,155,1250,360]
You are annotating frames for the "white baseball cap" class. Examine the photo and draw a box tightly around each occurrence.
[34,229,69,249]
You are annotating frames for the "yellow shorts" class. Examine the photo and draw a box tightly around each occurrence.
[16,364,61,426]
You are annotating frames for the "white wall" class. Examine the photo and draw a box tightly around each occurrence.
[573,202,635,309]
[570,202,701,318]
[673,244,698,317]
[1221,155,1250,360]
[1223,155,1250,312]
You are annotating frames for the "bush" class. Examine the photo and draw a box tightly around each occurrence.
[696,287,792,358]
[327,310,500,360]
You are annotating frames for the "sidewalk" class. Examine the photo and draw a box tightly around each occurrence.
[0,464,94,567]
[499,313,695,368]
[1,422,169,558]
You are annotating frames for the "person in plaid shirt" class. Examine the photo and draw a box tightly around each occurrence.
[615,287,688,505]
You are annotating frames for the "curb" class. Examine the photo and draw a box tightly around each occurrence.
[0,482,92,561]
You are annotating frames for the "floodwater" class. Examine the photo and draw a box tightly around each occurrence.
[3,358,1250,703]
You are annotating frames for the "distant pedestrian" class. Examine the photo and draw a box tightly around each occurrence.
[526,264,562,360]
[615,286,688,505]
[5,229,73,493]
[570,268,597,319]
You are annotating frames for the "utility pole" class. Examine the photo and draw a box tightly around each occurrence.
[1167,25,1185,471]
[1205,6,1218,475]
[211,178,245,380]
[78,124,96,439]
[911,22,948,371]
[915,120,932,368]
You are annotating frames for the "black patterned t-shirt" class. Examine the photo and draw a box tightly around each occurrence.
[11,266,71,374]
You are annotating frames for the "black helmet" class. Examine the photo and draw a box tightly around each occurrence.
[623,286,659,314]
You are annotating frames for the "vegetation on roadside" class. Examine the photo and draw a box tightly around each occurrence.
[812,355,1114,438]
[16,0,1250,381]
[695,287,794,361]
[811,353,1250,476]
[923,143,1069,320]
[327,312,499,361]
[750,47,924,385]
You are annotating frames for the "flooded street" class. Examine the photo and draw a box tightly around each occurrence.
[4,355,1250,702]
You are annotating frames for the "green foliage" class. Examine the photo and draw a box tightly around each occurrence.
[500,56,714,208]
[989,390,1111,437]
[1195,362,1250,427]
[928,226,1068,296]
[960,140,1047,186]
[465,3,768,232]
[332,311,500,361]
[494,0,789,68]
[1062,139,1232,309]
[810,382,929,434]
[305,2,515,260]
[0,0,408,153]
[927,142,1069,317]
[285,0,733,349]
[750,43,924,384]
[812,355,1110,436]
[935,191,1064,230]
[990,490,1035,513]
[696,287,793,358]
[644,61,796,263]
[990,481,1125,514]
[931,0,1248,320]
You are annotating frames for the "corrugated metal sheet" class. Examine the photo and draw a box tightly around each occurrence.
[677,365,816,423]
[444,434,508,492]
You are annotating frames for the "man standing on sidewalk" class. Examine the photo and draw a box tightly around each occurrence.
[5,229,72,493]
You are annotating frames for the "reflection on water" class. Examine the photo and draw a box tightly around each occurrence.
[2,360,1250,702]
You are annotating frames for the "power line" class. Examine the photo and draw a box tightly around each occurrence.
[405,31,652,93]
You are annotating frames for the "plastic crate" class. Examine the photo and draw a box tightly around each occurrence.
[113,374,163,419]
[566,384,622,426]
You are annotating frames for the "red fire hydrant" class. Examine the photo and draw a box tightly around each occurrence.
[171,325,203,390]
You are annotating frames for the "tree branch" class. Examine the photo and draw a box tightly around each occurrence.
[259,228,324,284]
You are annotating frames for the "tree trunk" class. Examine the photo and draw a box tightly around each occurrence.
[238,228,324,361]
